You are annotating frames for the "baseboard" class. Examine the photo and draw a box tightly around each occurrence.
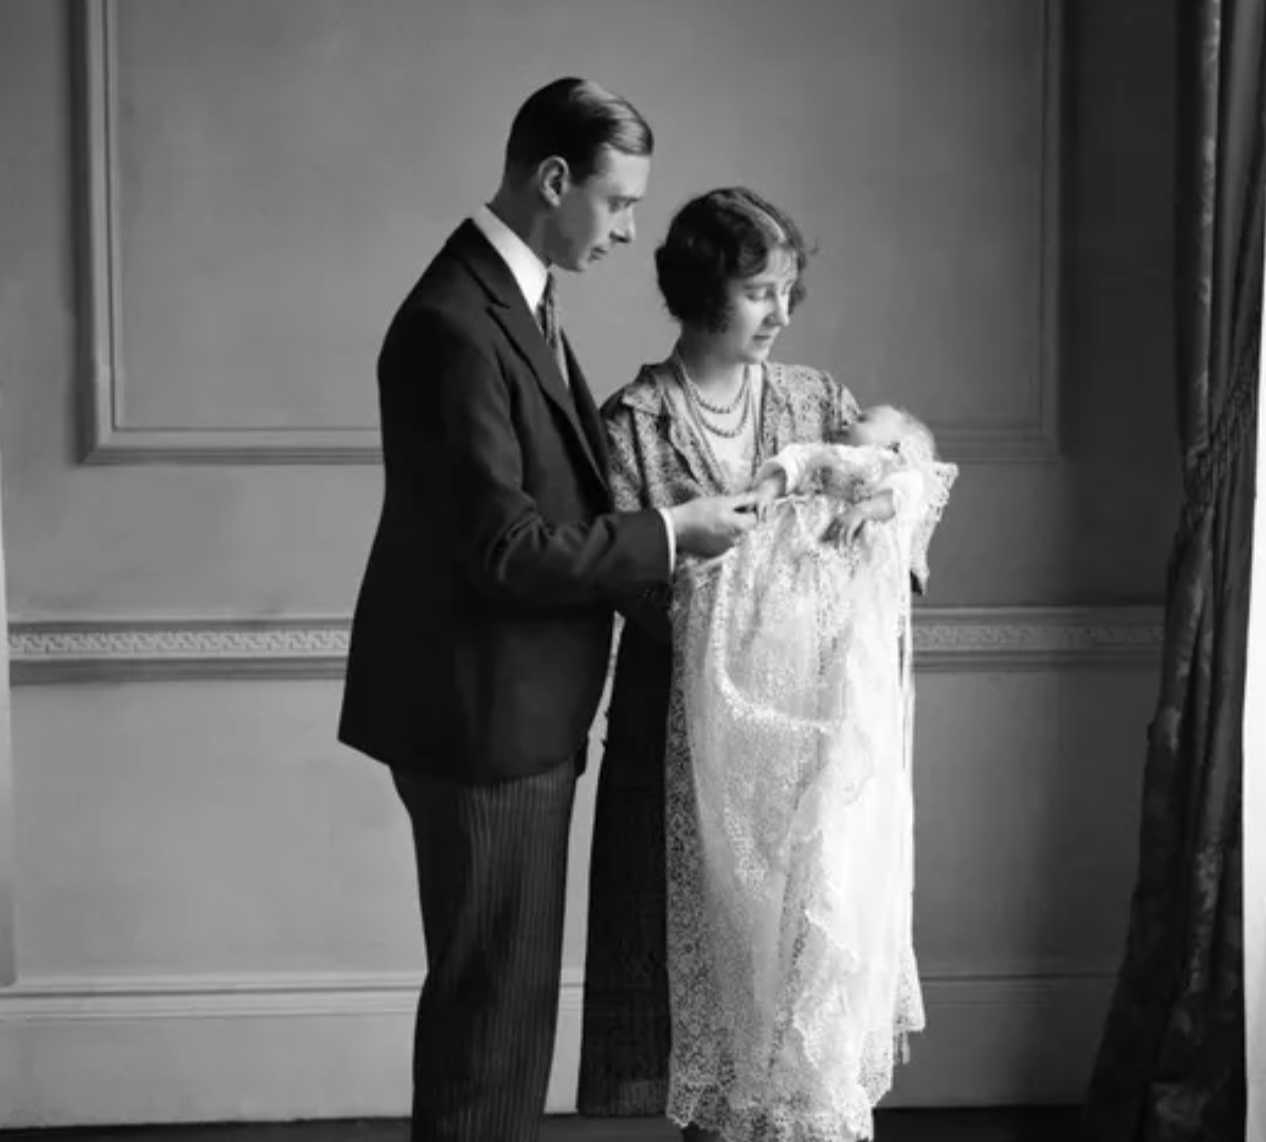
[0,967,1112,1127]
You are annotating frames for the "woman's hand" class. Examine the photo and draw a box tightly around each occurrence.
[752,472,787,521]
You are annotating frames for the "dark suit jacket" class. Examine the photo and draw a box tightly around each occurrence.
[339,221,670,783]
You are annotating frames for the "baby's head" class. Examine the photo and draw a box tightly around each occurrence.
[839,405,935,460]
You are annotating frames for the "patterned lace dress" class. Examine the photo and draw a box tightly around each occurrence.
[579,358,862,1116]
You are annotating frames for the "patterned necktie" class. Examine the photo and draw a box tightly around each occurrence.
[537,274,569,387]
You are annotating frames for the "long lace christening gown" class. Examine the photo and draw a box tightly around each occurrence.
[665,443,957,1142]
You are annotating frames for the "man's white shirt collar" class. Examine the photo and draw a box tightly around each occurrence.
[473,205,550,314]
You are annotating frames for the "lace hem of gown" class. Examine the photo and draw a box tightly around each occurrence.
[665,495,929,1142]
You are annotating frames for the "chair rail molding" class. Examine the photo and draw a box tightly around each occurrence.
[7,605,1163,684]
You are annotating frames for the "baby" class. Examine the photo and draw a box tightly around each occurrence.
[751,404,940,546]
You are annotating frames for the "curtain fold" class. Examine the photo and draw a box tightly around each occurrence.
[1245,211,1266,1142]
[1080,2,1264,1140]
[0,425,13,986]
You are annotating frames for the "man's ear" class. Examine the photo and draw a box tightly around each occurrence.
[536,156,570,207]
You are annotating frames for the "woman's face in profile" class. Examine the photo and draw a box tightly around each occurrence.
[708,247,797,366]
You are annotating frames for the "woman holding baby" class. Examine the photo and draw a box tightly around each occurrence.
[578,187,955,1142]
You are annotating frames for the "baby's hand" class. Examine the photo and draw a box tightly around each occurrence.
[821,488,896,546]
[822,506,868,546]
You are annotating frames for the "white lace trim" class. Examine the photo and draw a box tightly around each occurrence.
[665,484,940,1142]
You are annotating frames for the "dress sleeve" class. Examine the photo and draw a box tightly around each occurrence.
[604,402,674,642]
[605,402,647,512]
[828,371,862,433]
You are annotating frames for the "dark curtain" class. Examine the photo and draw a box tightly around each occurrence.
[1081,2,1265,1140]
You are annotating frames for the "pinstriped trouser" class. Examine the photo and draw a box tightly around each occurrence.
[392,760,578,1142]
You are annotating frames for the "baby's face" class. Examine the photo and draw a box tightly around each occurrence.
[841,405,906,448]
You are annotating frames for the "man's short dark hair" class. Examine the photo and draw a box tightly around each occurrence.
[655,187,811,333]
[505,77,653,184]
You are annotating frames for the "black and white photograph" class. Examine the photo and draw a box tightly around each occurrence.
[0,3,1262,1142]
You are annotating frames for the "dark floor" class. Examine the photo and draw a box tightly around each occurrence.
[0,1109,1081,1142]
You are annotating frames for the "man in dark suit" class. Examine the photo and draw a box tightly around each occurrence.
[339,77,757,1142]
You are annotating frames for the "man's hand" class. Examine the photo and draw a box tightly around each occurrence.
[669,493,760,558]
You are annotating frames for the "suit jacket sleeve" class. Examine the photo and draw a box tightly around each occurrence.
[421,309,670,607]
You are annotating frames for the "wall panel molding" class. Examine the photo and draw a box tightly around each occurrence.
[73,0,1062,466]
[8,606,1163,684]
[73,0,380,465]
[933,0,1063,464]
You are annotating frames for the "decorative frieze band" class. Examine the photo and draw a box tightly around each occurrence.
[911,606,1165,669]
[6,607,1164,684]
[8,618,347,683]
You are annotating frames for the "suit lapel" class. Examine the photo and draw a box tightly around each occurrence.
[447,222,608,493]
[561,338,611,475]
[488,304,608,491]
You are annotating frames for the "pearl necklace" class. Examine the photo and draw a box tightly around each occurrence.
[673,353,753,439]
[672,353,761,493]
[679,355,751,415]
